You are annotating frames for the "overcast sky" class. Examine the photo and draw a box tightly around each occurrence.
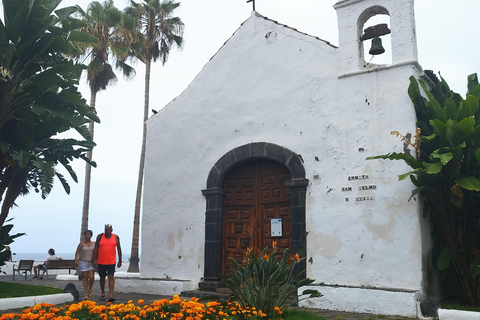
[5,0,480,257]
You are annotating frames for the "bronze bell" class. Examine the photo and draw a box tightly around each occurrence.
[369,37,385,55]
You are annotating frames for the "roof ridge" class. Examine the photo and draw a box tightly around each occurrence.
[253,11,337,48]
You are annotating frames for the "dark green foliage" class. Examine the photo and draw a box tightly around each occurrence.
[0,0,99,228]
[0,220,24,273]
[368,73,480,306]
[221,245,322,317]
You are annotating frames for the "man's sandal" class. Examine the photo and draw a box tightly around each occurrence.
[108,298,115,303]
[99,296,105,300]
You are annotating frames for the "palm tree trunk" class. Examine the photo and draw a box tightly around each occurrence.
[128,59,150,272]
[80,90,97,242]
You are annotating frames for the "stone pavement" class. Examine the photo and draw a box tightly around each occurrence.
[0,275,417,319]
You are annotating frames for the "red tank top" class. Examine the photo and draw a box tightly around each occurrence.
[98,233,117,265]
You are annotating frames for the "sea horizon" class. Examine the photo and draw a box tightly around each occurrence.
[10,252,134,262]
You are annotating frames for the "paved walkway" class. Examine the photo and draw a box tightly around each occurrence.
[0,275,417,319]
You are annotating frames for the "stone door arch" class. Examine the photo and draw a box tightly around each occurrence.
[200,142,308,291]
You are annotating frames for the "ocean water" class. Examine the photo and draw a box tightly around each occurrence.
[11,252,132,263]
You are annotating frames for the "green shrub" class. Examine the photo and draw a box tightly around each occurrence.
[221,244,322,317]
[368,74,480,306]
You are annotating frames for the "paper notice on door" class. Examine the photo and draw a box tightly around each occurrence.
[271,218,282,237]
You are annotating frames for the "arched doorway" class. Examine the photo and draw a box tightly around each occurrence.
[222,159,291,274]
[200,142,308,291]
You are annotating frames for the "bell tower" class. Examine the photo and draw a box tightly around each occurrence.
[334,0,418,76]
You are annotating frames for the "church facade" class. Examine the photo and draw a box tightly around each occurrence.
[140,0,433,316]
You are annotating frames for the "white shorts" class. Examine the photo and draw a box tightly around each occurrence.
[78,260,95,272]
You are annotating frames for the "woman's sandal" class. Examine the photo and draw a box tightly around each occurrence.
[88,291,94,298]
[108,298,115,303]
[83,295,89,300]
[99,296,105,300]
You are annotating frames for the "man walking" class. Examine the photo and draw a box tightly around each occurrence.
[93,224,122,302]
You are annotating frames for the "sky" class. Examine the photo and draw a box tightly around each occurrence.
[4,0,480,257]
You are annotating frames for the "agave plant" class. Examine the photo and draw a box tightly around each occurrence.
[221,244,322,317]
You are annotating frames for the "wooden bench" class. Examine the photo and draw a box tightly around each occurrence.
[12,260,34,280]
[41,259,77,279]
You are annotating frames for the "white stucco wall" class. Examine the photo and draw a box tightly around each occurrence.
[142,1,430,316]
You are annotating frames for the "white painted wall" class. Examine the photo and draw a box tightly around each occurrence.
[142,0,430,316]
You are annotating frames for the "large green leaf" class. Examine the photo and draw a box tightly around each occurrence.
[444,98,458,120]
[10,150,32,168]
[431,150,453,165]
[437,247,455,271]
[366,152,422,169]
[467,73,479,96]
[455,177,480,191]
[424,161,443,174]
[398,170,417,181]
[446,119,466,147]
[67,30,99,43]
[466,95,478,116]
[430,119,447,141]
[457,100,473,121]
[458,116,475,137]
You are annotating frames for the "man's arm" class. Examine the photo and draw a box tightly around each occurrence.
[93,234,101,267]
[116,235,122,268]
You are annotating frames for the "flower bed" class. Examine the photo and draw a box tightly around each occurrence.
[0,295,283,320]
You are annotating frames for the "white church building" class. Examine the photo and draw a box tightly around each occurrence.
[139,0,436,316]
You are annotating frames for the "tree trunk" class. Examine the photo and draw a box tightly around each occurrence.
[0,167,28,229]
[79,90,97,242]
[128,59,150,272]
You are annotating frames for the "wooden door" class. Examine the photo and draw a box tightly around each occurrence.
[222,160,291,274]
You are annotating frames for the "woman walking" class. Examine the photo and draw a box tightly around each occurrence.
[75,230,96,299]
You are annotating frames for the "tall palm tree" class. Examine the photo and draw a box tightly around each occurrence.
[126,0,184,272]
[77,0,137,242]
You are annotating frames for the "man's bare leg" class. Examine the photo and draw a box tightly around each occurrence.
[107,274,115,299]
[99,276,106,298]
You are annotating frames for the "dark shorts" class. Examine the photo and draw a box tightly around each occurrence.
[98,264,115,278]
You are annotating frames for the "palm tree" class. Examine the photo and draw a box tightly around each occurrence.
[126,0,184,272]
[77,0,137,242]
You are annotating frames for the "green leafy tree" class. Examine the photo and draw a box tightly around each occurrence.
[0,0,99,229]
[368,74,480,306]
[125,0,184,272]
[76,0,137,241]
[0,220,24,273]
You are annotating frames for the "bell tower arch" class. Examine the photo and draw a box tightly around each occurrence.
[334,0,418,75]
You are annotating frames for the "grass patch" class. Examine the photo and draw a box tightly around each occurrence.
[0,282,63,298]
[441,304,480,313]
[282,309,326,320]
